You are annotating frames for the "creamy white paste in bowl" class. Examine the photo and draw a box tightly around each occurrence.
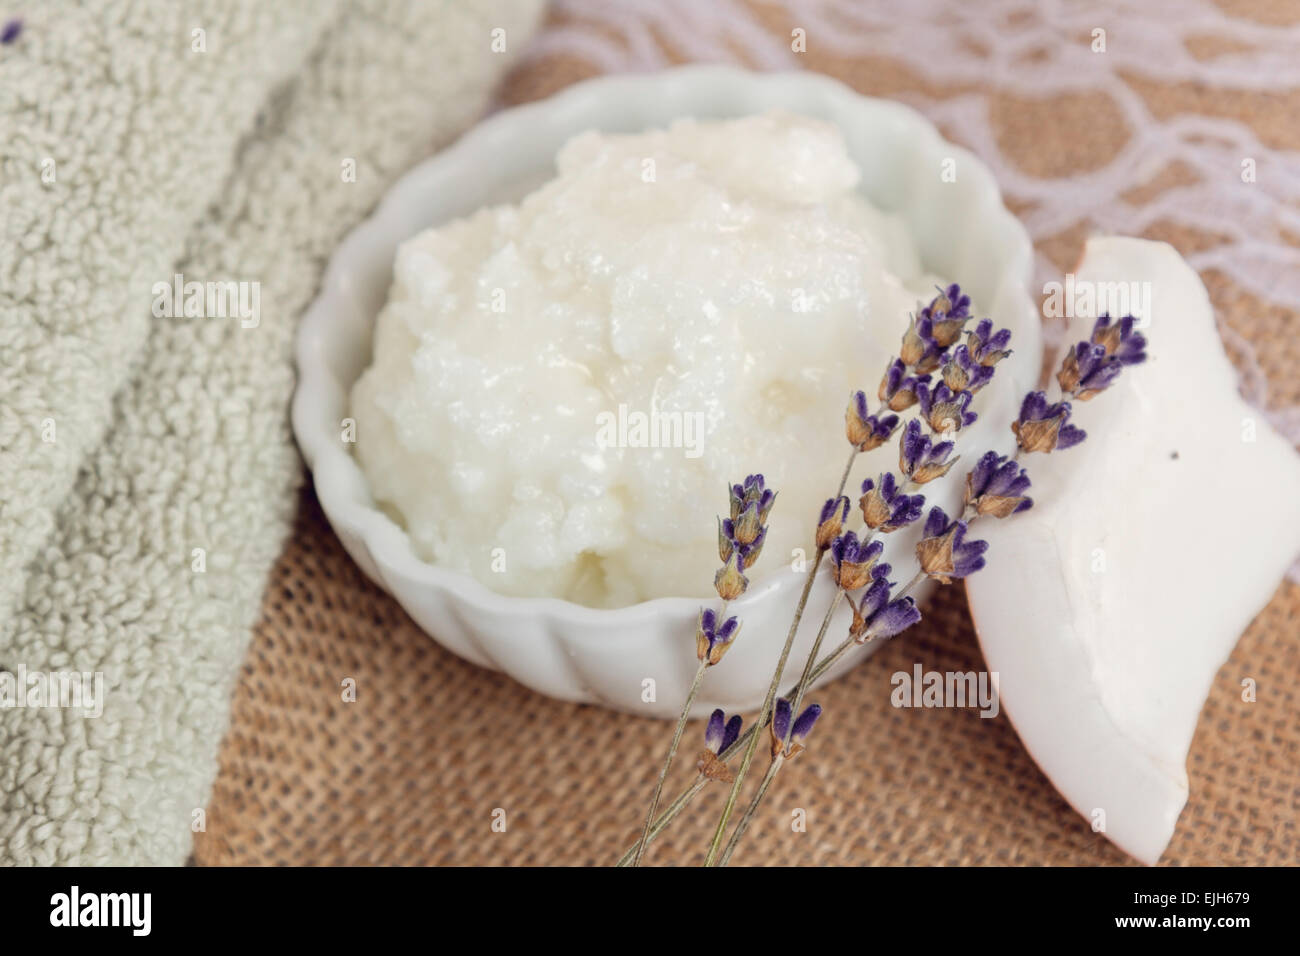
[294,67,1039,714]
[352,113,944,607]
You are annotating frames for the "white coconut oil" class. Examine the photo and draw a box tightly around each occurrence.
[350,111,942,607]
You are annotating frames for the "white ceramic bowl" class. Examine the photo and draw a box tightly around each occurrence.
[292,66,1040,718]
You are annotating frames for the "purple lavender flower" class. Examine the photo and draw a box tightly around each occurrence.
[828,530,884,590]
[740,526,768,569]
[1090,313,1147,366]
[815,495,850,550]
[719,516,768,570]
[916,381,978,434]
[915,506,989,584]
[1057,342,1122,400]
[965,319,1013,368]
[859,472,925,532]
[899,316,947,374]
[729,474,776,523]
[730,501,762,546]
[918,283,973,348]
[770,697,823,760]
[1012,391,1086,454]
[722,514,768,561]
[714,550,748,601]
[1056,315,1148,401]
[845,390,900,452]
[704,708,743,755]
[941,344,995,394]
[899,419,959,484]
[698,708,743,781]
[695,607,741,666]
[878,358,931,412]
[849,574,922,644]
[719,475,775,574]
[1,18,21,45]
[964,451,1033,518]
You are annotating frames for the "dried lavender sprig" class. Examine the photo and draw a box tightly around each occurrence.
[915,506,990,583]
[1013,313,1149,457]
[638,293,1014,864]
[629,476,771,866]
[756,542,910,834]
[714,369,952,863]
[722,444,956,863]
[623,438,1033,866]
[937,315,1145,573]
[700,446,860,867]
[698,455,1017,867]
[718,572,916,866]
[716,698,822,866]
[782,560,893,733]
[703,382,911,865]
[716,302,1011,864]
[615,568,928,866]
[718,568,923,865]
[963,451,1033,519]
[765,478,924,797]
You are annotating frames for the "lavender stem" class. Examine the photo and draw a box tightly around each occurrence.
[630,657,710,866]
[718,754,784,866]
[616,622,866,865]
[700,448,858,866]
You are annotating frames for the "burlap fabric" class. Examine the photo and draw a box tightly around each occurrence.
[193,0,1300,866]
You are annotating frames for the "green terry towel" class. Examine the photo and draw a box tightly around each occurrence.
[0,0,543,865]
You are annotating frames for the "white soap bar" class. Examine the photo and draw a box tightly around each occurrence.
[967,236,1300,864]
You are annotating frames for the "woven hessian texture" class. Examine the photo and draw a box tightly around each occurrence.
[194,0,1300,866]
